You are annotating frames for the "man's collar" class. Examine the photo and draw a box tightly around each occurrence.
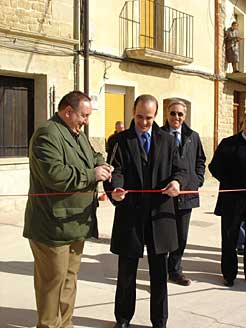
[169,126,182,134]
[135,126,152,138]
[55,112,80,140]
[242,131,246,141]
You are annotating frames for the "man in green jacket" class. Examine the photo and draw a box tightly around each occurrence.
[24,91,112,328]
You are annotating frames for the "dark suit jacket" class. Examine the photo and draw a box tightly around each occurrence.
[162,122,206,209]
[209,133,246,217]
[106,132,117,153]
[104,120,187,257]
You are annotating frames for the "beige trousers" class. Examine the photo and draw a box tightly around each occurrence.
[30,240,84,328]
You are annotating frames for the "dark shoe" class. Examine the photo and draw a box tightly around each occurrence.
[113,322,129,328]
[237,248,244,255]
[223,279,234,287]
[233,70,240,73]
[169,274,191,286]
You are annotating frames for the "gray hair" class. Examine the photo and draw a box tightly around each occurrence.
[168,98,187,111]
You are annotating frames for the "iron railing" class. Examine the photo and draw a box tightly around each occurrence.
[120,0,193,60]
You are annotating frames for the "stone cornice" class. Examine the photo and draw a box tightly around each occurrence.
[0,25,78,48]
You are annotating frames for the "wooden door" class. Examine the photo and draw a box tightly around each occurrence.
[0,76,34,157]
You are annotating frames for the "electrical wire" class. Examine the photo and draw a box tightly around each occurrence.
[0,34,75,56]
[89,49,228,82]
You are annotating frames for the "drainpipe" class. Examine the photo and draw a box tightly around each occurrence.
[214,0,219,151]
[74,0,80,91]
[83,0,89,137]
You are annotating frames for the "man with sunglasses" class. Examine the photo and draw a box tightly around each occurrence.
[162,99,206,286]
[24,91,113,327]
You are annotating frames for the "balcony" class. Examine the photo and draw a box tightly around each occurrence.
[119,0,193,66]
[226,72,246,85]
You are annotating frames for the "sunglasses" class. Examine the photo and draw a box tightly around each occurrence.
[169,111,184,117]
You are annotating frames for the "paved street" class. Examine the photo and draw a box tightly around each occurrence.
[1,178,246,328]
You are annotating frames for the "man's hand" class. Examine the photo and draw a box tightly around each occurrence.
[95,164,113,182]
[111,187,128,201]
[161,180,180,197]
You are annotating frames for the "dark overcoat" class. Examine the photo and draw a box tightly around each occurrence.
[208,133,246,217]
[104,121,187,257]
[162,122,206,209]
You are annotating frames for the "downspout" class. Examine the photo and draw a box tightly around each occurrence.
[83,0,89,137]
[214,0,219,151]
[74,0,80,90]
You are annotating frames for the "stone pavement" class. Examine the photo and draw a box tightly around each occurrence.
[0,178,246,328]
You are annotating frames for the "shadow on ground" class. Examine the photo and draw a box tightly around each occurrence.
[0,307,147,328]
[0,242,245,293]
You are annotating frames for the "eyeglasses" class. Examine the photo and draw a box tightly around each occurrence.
[169,111,184,117]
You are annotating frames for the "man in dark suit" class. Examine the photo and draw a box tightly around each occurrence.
[162,99,206,286]
[106,120,125,154]
[104,94,187,328]
[209,114,246,287]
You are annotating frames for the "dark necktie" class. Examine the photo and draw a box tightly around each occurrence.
[173,131,181,147]
[141,132,150,155]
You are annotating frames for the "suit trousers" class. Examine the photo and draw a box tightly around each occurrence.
[115,253,168,327]
[168,204,192,277]
[221,215,246,281]
[30,239,84,328]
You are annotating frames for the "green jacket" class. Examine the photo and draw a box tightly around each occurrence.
[23,114,105,246]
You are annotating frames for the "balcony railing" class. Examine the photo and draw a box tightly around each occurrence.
[119,0,193,65]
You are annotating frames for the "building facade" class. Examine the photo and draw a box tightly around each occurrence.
[0,0,246,217]
[0,0,76,217]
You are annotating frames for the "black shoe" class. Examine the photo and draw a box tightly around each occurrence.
[113,322,129,328]
[223,279,234,287]
[169,274,191,286]
[237,248,244,255]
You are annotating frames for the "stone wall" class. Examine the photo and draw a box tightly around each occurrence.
[0,0,73,40]
[0,0,75,219]
[219,0,227,77]
[217,0,246,141]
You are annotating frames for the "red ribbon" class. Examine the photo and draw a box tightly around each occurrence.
[0,188,246,197]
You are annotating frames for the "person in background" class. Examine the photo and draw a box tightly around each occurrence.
[24,91,113,328]
[224,21,242,73]
[106,120,125,154]
[162,99,206,286]
[104,94,187,328]
[100,120,125,202]
[209,113,246,287]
